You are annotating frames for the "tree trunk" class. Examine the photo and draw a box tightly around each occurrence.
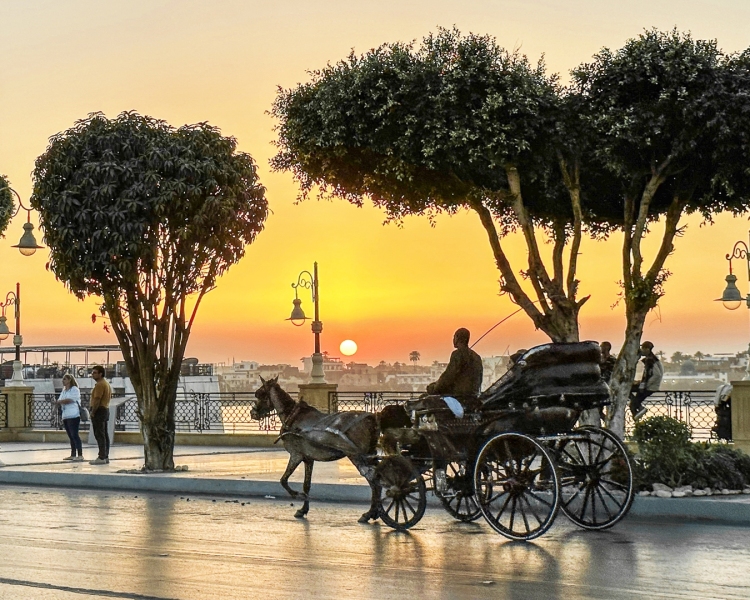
[142,414,176,471]
[469,198,583,344]
[606,310,648,439]
[131,357,178,471]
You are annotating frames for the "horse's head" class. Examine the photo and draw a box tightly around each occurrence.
[252,375,279,420]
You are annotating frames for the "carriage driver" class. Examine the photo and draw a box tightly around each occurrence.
[426,328,483,415]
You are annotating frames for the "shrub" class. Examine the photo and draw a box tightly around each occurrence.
[632,416,695,488]
[632,416,749,490]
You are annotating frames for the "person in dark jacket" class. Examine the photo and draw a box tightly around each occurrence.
[599,341,616,383]
[426,328,483,409]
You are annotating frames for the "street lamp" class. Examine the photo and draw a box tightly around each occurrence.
[718,233,750,378]
[0,283,24,383]
[2,186,44,256]
[287,262,325,383]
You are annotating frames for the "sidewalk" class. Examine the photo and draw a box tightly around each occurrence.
[1,441,749,524]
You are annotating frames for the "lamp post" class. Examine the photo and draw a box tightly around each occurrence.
[3,187,44,256]
[0,283,24,382]
[287,262,326,383]
[718,232,750,378]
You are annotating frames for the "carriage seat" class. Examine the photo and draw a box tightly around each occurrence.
[406,395,480,421]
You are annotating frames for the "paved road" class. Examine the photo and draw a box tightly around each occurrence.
[0,486,747,600]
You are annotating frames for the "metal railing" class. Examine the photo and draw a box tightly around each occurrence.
[23,388,721,440]
[27,393,94,431]
[329,390,421,413]
[0,393,7,428]
[8,362,214,381]
[624,390,718,440]
[115,392,283,434]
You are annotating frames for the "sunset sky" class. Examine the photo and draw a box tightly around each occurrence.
[2,0,750,367]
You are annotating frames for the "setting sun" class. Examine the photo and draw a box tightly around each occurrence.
[340,339,358,356]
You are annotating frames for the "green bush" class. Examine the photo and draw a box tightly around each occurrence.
[632,416,749,490]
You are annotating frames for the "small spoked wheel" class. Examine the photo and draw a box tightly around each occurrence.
[435,461,482,522]
[376,456,427,531]
[474,433,560,541]
[555,426,635,530]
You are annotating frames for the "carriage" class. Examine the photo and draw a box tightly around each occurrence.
[372,341,635,540]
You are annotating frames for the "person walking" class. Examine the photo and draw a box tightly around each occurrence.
[56,373,83,461]
[629,341,663,421]
[89,365,112,465]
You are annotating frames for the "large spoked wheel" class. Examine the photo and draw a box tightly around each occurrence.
[435,461,482,522]
[474,433,560,541]
[376,456,427,531]
[555,426,635,530]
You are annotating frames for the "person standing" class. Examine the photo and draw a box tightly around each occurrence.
[629,341,663,421]
[56,373,83,461]
[599,341,616,383]
[89,365,112,465]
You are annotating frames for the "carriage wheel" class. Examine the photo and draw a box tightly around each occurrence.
[474,433,560,541]
[555,426,635,530]
[376,456,427,531]
[435,462,482,522]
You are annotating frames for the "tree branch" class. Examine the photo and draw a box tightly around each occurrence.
[467,196,544,323]
[505,166,554,312]
[645,193,685,285]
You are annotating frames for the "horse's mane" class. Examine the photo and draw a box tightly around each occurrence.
[267,379,296,405]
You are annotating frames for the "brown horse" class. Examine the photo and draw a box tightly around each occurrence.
[252,376,383,522]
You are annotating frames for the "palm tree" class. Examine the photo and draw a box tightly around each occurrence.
[409,350,421,365]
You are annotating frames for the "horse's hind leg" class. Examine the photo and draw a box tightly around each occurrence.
[350,456,381,523]
[280,453,303,500]
[294,458,314,518]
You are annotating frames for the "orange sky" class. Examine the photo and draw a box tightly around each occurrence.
[2,0,750,366]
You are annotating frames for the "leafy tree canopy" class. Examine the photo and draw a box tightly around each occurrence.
[32,112,268,302]
[272,27,609,229]
[0,175,16,238]
[574,29,750,221]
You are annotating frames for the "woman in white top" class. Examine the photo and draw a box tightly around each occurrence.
[56,373,83,461]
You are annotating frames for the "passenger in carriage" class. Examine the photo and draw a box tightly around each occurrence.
[426,328,483,416]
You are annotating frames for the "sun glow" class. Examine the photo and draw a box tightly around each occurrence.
[340,339,358,356]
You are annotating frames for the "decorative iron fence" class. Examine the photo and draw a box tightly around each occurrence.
[0,393,7,428]
[115,392,282,434]
[23,388,720,440]
[329,390,421,413]
[624,390,718,440]
[27,393,94,431]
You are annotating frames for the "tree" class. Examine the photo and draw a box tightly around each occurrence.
[271,28,620,345]
[670,352,685,364]
[0,175,17,238]
[574,30,750,437]
[31,112,268,470]
[409,350,421,365]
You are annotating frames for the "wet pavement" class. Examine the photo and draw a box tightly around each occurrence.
[0,485,748,599]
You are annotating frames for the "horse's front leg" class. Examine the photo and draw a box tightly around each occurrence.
[294,458,314,518]
[280,453,304,500]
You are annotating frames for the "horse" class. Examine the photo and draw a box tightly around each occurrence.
[252,376,383,522]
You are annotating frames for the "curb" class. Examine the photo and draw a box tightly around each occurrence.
[628,496,750,523]
[0,469,749,523]
[0,469,373,502]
